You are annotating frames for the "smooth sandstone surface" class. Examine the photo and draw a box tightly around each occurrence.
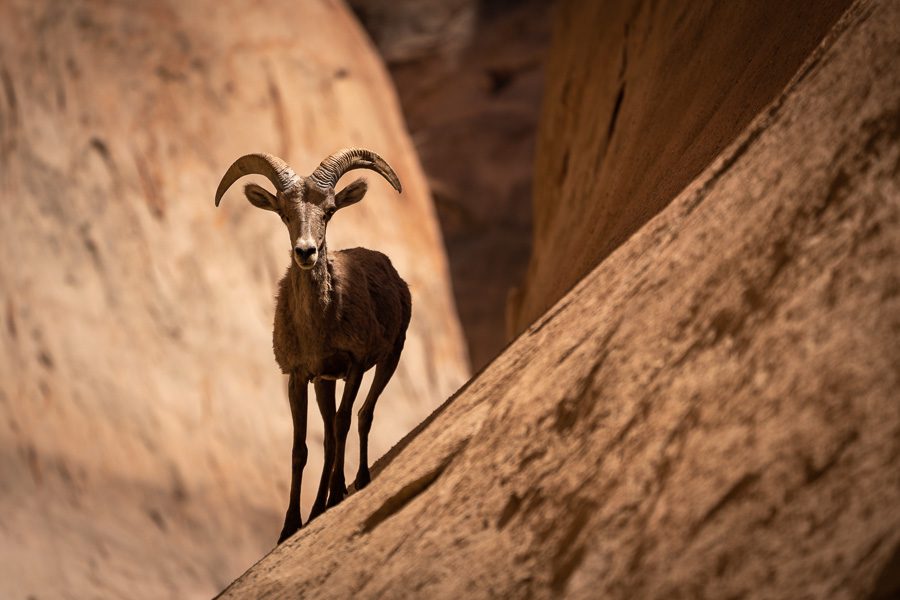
[510,0,852,333]
[0,1,468,598]
[220,1,900,598]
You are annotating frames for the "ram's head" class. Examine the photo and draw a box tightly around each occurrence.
[215,149,402,269]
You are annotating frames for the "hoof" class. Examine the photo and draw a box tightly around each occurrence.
[326,486,347,508]
[278,520,301,544]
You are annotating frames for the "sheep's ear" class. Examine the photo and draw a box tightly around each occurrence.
[334,178,368,210]
[244,183,279,211]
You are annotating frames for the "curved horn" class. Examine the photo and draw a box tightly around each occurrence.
[214,153,299,206]
[308,148,402,193]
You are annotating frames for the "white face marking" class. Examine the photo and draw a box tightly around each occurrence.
[295,255,317,270]
[284,194,329,270]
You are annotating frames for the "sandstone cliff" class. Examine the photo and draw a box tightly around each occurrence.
[509,0,852,334]
[0,1,468,598]
[219,1,900,597]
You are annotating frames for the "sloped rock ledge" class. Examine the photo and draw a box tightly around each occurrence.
[219,1,900,597]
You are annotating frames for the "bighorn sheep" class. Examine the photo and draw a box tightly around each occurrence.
[214,149,410,543]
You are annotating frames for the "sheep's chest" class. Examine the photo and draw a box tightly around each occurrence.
[272,297,357,379]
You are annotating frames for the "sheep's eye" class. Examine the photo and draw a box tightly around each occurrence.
[324,207,336,220]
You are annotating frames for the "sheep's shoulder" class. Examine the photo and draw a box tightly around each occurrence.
[332,247,406,304]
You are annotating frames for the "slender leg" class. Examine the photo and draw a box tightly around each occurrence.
[327,366,363,507]
[356,346,402,489]
[309,378,335,522]
[278,373,308,544]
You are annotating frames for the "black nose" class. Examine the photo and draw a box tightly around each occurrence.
[294,246,316,260]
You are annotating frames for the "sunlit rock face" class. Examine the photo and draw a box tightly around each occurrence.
[0,1,468,597]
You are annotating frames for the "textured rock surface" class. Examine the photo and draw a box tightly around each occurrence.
[352,0,551,368]
[0,1,468,598]
[219,1,900,598]
[509,0,851,333]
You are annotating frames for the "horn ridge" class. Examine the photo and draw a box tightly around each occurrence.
[214,153,299,206]
[308,148,402,193]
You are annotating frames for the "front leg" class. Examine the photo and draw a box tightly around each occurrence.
[278,372,308,544]
[328,365,364,508]
[309,378,336,522]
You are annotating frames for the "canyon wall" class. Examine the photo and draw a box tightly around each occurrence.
[0,1,468,598]
[352,0,551,368]
[220,1,900,597]
[509,0,851,333]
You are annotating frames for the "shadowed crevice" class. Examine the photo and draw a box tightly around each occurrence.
[607,84,625,141]
[359,452,457,535]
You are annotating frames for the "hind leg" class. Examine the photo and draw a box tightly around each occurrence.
[355,344,402,489]
[327,365,363,508]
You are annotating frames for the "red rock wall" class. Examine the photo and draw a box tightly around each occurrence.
[0,1,468,597]
[510,0,851,333]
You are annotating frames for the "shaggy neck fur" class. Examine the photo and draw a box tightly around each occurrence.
[289,242,334,314]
